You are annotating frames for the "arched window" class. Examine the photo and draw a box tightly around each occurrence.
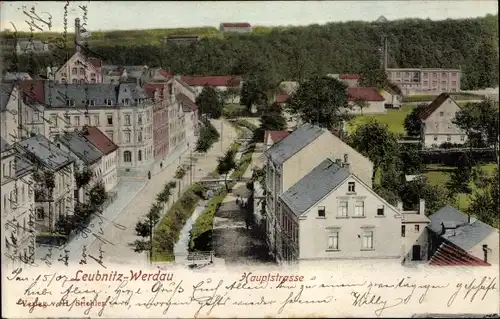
[123,151,132,162]
[91,78,96,84]
[72,67,77,75]
[80,68,85,75]
[138,150,142,161]
[61,78,67,84]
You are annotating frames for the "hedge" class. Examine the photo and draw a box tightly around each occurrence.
[420,148,497,165]
[151,183,206,261]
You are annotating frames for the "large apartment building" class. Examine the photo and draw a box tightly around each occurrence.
[42,82,155,173]
[386,68,461,96]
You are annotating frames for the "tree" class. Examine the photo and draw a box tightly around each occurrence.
[88,182,108,209]
[240,74,269,112]
[467,167,499,228]
[399,144,423,175]
[220,86,240,104]
[358,68,389,88]
[403,103,427,137]
[349,119,400,184]
[446,153,473,197]
[352,98,369,115]
[174,165,187,198]
[74,167,93,190]
[217,148,237,191]
[196,86,223,119]
[287,76,351,130]
[398,176,450,214]
[257,103,287,141]
[195,120,220,153]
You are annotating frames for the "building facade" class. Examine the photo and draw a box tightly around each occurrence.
[52,52,103,84]
[1,138,36,267]
[176,93,199,148]
[264,124,374,261]
[219,22,252,33]
[347,87,386,114]
[418,93,467,148]
[144,82,171,161]
[278,159,403,263]
[386,68,461,96]
[180,75,242,104]
[43,83,154,173]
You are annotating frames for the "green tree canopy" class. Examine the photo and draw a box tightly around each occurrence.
[403,103,427,137]
[196,86,223,119]
[217,148,237,191]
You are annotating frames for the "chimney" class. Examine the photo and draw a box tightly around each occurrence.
[483,245,488,263]
[343,153,348,163]
[75,18,81,53]
[342,162,350,172]
[396,201,403,211]
[335,158,342,166]
[440,222,446,236]
[418,199,425,215]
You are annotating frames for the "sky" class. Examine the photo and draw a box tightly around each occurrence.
[0,1,498,32]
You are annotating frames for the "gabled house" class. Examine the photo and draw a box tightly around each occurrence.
[418,93,466,148]
[278,158,403,264]
[264,130,290,150]
[55,130,104,203]
[80,126,119,192]
[177,93,199,148]
[52,51,103,84]
[347,87,386,114]
[427,205,499,266]
[264,123,374,261]
[180,75,242,104]
[15,134,75,233]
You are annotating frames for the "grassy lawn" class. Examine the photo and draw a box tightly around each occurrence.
[345,104,416,135]
[423,163,497,210]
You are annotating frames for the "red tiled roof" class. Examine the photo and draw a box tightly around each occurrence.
[418,93,454,120]
[276,94,291,104]
[222,23,251,28]
[180,75,242,87]
[143,83,167,99]
[158,69,172,79]
[347,87,385,102]
[88,57,102,68]
[82,126,118,155]
[265,131,290,144]
[18,79,45,105]
[429,241,490,266]
[176,93,198,112]
[339,74,361,80]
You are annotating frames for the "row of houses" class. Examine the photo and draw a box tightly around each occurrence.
[257,124,498,266]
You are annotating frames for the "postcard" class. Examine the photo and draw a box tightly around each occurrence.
[1,1,499,318]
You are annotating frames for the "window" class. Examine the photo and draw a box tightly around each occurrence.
[93,115,99,126]
[91,78,96,84]
[124,132,131,143]
[447,135,451,142]
[67,99,75,106]
[338,201,348,217]
[423,81,428,86]
[125,114,131,125]
[317,206,326,217]
[415,225,420,232]
[80,68,85,75]
[348,182,355,193]
[72,67,77,75]
[85,116,90,125]
[328,232,339,250]
[123,99,130,106]
[33,111,40,121]
[451,81,457,86]
[433,136,438,141]
[452,72,457,77]
[107,114,113,125]
[362,231,374,249]
[107,131,114,141]
[423,73,428,78]
[377,205,385,216]
[61,78,67,84]
[105,99,113,106]
[439,112,444,116]
[91,72,96,77]
[138,131,142,142]
[460,135,465,141]
[72,79,77,84]
[50,115,57,126]
[74,116,80,126]
[138,150,142,161]
[441,72,446,77]
[401,225,406,237]
[123,151,132,162]
[138,114,142,125]
[87,100,95,106]
[354,201,364,217]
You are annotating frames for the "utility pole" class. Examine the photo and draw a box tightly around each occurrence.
[149,211,153,265]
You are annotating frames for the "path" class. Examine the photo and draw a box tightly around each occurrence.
[85,119,237,264]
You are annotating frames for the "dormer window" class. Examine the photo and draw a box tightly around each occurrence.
[105,99,113,106]
[67,99,75,106]
[87,100,95,106]
[123,99,130,106]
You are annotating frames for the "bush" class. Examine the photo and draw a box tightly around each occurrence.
[421,148,496,165]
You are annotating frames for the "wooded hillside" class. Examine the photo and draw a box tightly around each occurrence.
[2,15,498,90]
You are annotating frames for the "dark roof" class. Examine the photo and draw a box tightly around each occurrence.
[428,205,498,251]
[180,75,242,87]
[44,83,149,108]
[280,159,350,216]
[418,93,455,120]
[1,137,11,153]
[17,134,73,171]
[265,131,290,144]
[15,155,35,178]
[347,87,385,102]
[428,240,490,266]
[57,131,104,165]
[82,126,119,155]
[0,83,15,111]
[221,22,251,28]
[265,123,324,165]
[176,93,198,112]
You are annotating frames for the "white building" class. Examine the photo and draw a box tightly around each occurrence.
[176,93,199,149]
[278,158,404,264]
[264,124,374,261]
[347,87,386,114]
[418,93,467,148]
[43,82,154,173]
[1,138,36,267]
[379,87,402,109]
[15,134,75,233]
[386,68,461,96]
[180,75,242,104]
